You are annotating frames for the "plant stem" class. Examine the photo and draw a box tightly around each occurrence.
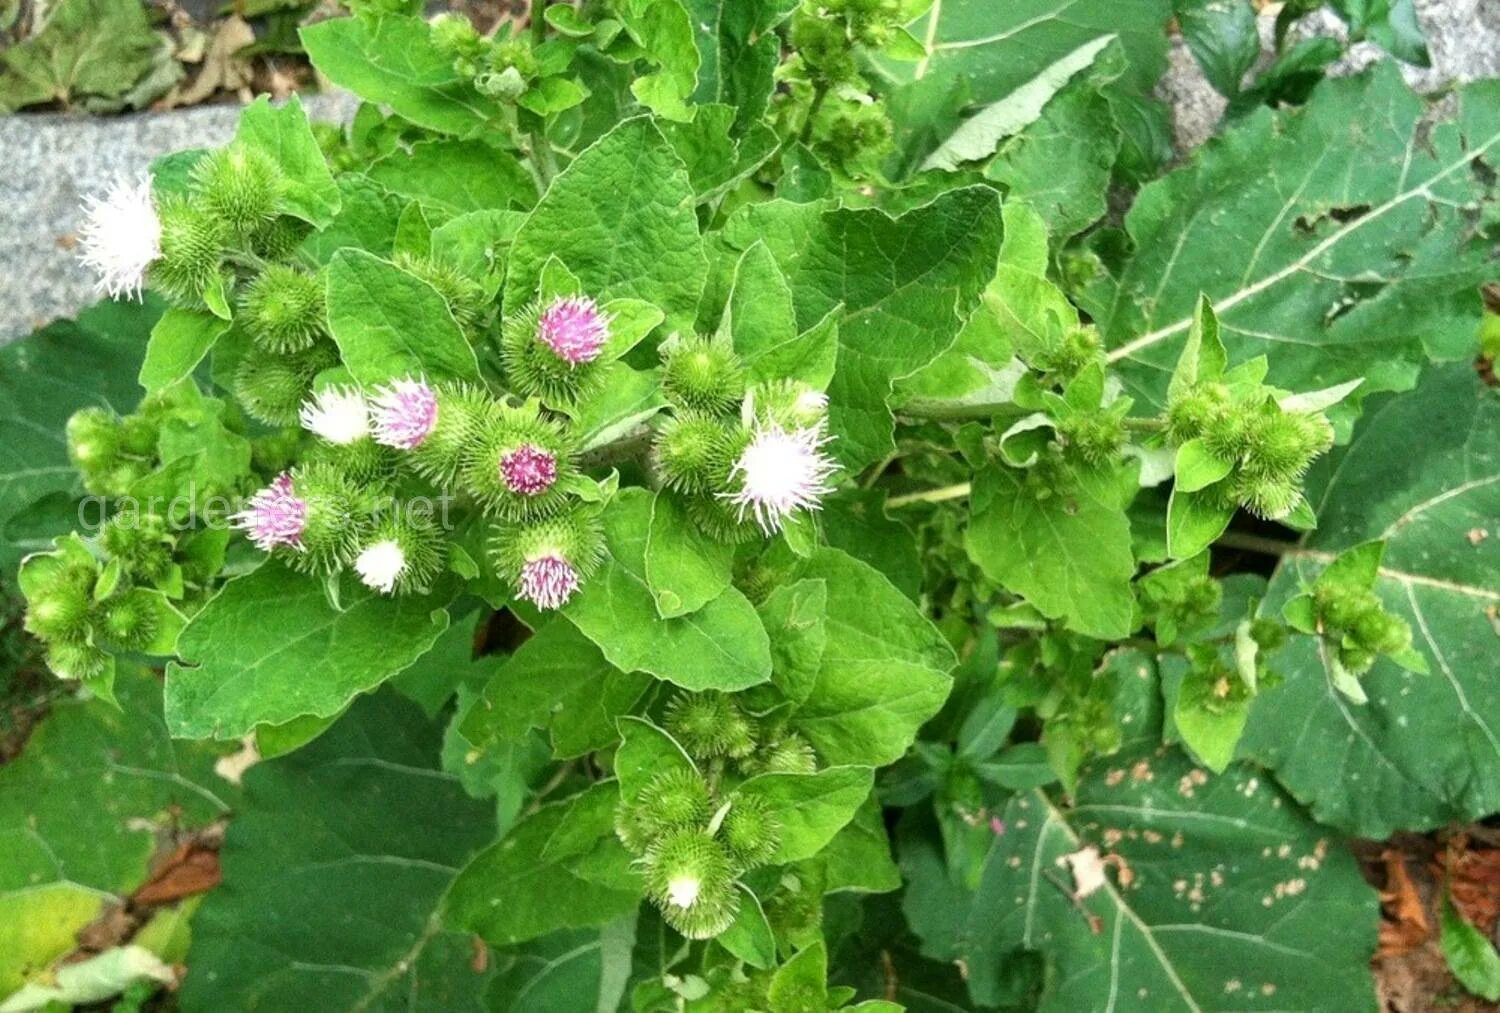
[1124,417,1166,433]
[885,482,972,509]
[1214,531,1304,557]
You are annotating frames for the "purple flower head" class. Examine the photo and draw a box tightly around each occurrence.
[538,296,609,365]
[232,473,307,551]
[500,443,558,497]
[518,554,580,610]
[370,377,438,450]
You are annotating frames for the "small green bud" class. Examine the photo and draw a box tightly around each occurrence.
[1165,381,1231,446]
[1354,609,1411,656]
[475,67,528,101]
[487,38,539,79]
[1232,471,1300,520]
[234,342,339,427]
[488,503,607,609]
[685,492,763,545]
[394,254,487,333]
[101,513,175,583]
[743,380,829,431]
[661,336,746,416]
[100,591,161,650]
[281,461,370,575]
[405,383,496,488]
[307,437,397,490]
[1250,617,1288,652]
[149,196,226,304]
[66,407,122,471]
[248,216,311,261]
[1241,411,1333,482]
[759,732,818,774]
[240,265,326,355]
[118,415,159,458]
[430,12,483,60]
[720,795,781,869]
[616,768,713,855]
[24,582,94,643]
[1202,410,1255,462]
[664,692,757,761]
[1339,643,1377,675]
[192,144,284,237]
[1058,412,1124,466]
[652,413,739,494]
[45,640,109,681]
[643,829,740,940]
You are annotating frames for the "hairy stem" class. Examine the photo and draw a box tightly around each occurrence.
[885,482,972,509]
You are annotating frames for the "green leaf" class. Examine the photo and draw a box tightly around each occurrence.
[367,139,536,214]
[921,34,1116,172]
[299,16,504,136]
[446,783,642,946]
[0,299,157,572]
[487,917,638,1011]
[768,940,828,1009]
[0,669,232,996]
[721,242,837,389]
[178,692,497,1011]
[1172,689,1250,775]
[462,619,651,759]
[326,249,482,384]
[165,563,454,739]
[1165,486,1235,560]
[901,743,1378,1010]
[504,117,707,332]
[716,187,1005,469]
[573,363,668,451]
[1441,897,1500,1003]
[644,491,734,618]
[233,94,341,228]
[754,578,827,707]
[1242,365,1500,836]
[429,208,526,302]
[790,548,954,766]
[564,489,772,692]
[1086,68,1500,411]
[734,767,873,864]
[1176,0,1260,96]
[301,176,407,265]
[966,464,1137,639]
[717,887,776,969]
[618,0,701,122]
[660,105,779,203]
[138,308,229,393]
[0,0,159,110]
[616,716,698,799]
[681,0,797,131]
[819,797,902,894]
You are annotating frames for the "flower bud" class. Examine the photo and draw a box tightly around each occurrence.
[100,513,175,583]
[1058,412,1125,466]
[665,692,757,761]
[430,12,482,59]
[1353,608,1411,656]
[241,265,326,354]
[234,343,339,427]
[100,590,161,651]
[742,380,829,431]
[459,403,575,519]
[1241,411,1333,482]
[1231,471,1299,521]
[283,462,370,575]
[192,144,284,237]
[720,795,780,869]
[489,504,605,610]
[248,217,311,261]
[23,581,94,643]
[685,493,763,545]
[642,829,740,940]
[377,381,490,487]
[759,733,818,774]
[149,196,227,305]
[652,413,740,494]
[662,335,746,415]
[616,768,713,855]
[66,408,122,471]
[1164,381,1230,446]
[46,640,109,682]
[500,296,611,406]
[352,510,445,595]
[395,254,487,333]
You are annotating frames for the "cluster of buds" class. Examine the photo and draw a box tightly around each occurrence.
[78,143,299,307]
[430,13,541,102]
[1282,542,1425,702]
[233,377,604,609]
[614,735,787,938]
[654,338,838,540]
[664,690,818,777]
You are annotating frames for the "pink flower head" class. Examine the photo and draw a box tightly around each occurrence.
[232,473,307,551]
[500,443,558,496]
[370,377,438,449]
[723,423,838,534]
[518,554,579,610]
[538,296,609,365]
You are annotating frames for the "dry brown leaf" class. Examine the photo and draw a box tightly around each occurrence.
[1377,849,1430,957]
[161,15,254,109]
[131,843,222,907]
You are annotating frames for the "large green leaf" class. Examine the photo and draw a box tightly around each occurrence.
[715,187,1005,469]
[901,741,1379,1010]
[299,16,504,137]
[179,691,497,1011]
[564,488,772,692]
[487,917,637,1012]
[367,140,536,214]
[734,767,874,864]
[504,117,706,331]
[165,563,453,739]
[1085,67,1500,411]
[446,782,642,946]
[682,0,797,131]
[790,548,954,766]
[0,299,157,574]
[0,669,232,996]
[1242,365,1500,837]
[326,249,482,384]
[233,95,341,229]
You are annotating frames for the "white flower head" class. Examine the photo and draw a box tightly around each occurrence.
[666,875,701,909]
[723,423,838,533]
[78,174,162,300]
[299,386,371,445]
[354,540,406,594]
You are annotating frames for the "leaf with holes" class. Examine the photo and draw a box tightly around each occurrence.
[1241,365,1500,838]
[1083,67,1500,413]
